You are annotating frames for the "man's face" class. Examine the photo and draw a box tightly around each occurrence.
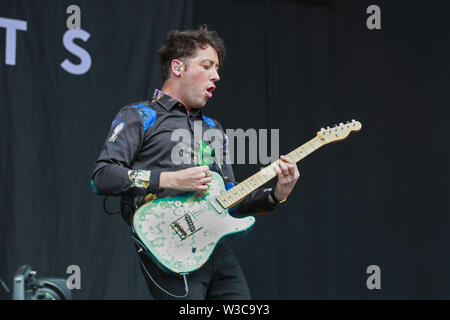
[179,45,220,110]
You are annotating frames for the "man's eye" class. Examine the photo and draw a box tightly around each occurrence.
[203,65,210,69]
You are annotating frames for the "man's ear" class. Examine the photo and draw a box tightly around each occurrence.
[171,59,183,77]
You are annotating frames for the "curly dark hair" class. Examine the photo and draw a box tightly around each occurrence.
[158,25,226,83]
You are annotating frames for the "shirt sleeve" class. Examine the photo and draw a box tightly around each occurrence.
[214,121,278,216]
[91,107,145,196]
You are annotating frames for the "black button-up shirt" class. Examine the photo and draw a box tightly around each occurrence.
[91,89,276,223]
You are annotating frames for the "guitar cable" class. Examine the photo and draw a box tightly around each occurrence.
[132,234,189,299]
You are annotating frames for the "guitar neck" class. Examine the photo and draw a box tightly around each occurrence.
[216,136,325,209]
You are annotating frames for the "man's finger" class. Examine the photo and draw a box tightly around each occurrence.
[195,184,209,191]
[279,161,289,175]
[196,170,211,179]
[287,163,297,176]
[192,165,209,174]
[198,177,212,185]
[280,155,294,163]
[273,164,282,176]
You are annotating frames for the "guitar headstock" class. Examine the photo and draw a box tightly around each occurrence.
[317,120,362,144]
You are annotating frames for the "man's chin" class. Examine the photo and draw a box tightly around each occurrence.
[193,101,207,109]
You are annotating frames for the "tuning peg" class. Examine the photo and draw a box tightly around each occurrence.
[327,126,330,130]
[339,123,344,126]
[352,119,355,123]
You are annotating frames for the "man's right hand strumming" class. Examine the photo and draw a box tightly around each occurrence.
[160,165,212,191]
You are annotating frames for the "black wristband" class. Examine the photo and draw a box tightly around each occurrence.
[147,170,163,194]
[269,188,280,205]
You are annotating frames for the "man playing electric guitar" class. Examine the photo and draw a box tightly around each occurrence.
[91,25,300,300]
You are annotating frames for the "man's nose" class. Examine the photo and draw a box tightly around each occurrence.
[211,69,220,82]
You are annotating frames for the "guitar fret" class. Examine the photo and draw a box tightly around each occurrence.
[255,173,264,185]
[298,146,307,155]
[242,183,252,194]
[295,149,305,160]
[288,151,300,162]
[307,140,319,151]
[303,144,313,153]
[311,137,322,148]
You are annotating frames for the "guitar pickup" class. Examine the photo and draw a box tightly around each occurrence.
[171,213,202,240]
[210,199,224,214]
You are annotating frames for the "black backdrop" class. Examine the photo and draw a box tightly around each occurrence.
[1,0,450,299]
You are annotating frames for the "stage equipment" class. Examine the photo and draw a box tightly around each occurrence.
[13,265,72,300]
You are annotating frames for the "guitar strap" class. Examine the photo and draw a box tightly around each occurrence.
[198,119,229,182]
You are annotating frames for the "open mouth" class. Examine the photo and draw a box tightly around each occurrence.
[205,85,215,98]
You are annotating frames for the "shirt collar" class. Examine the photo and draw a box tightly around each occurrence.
[152,88,203,117]
[152,89,179,111]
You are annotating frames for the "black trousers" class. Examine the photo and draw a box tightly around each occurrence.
[138,242,251,300]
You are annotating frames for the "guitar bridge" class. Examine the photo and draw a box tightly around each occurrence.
[171,213,202,240]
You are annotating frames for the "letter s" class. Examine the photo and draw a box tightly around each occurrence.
[60,29,91,75]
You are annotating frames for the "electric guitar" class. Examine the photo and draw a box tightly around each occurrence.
[132,120,362,276]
